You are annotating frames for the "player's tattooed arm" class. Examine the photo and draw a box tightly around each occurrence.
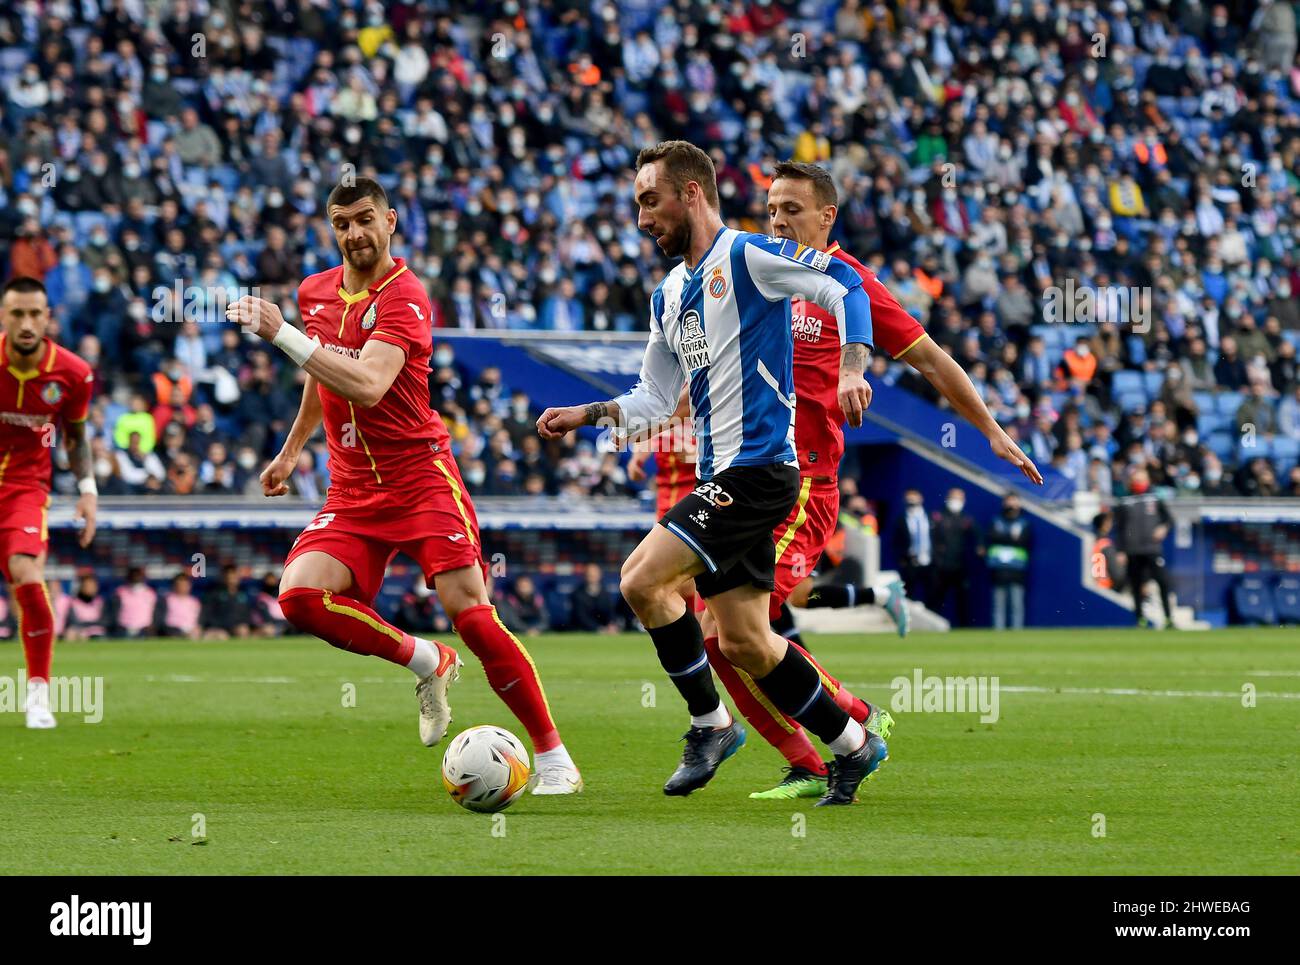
[838,342,873,429]
[63,418,93,483]
[840,341,870,376]
[63,419,98,546]
[537,400,622,440]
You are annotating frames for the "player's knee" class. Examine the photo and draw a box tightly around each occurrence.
[277,587,322,632]
[7,555,41,585]
[716,632,761,667]
[618,566,651,613]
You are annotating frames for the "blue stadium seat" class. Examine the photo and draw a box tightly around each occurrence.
[1196,413,1227,437]
[0,48,30,73]
[1207,432,1235,460]
[1126,335,1147,366]
[1192,391,1216,414]
[209,165,242,193]
[1112,371,1144,396]
[1232,577,1277,626]
[1275,577,1300,625]
[1271,436,1300,471]
[1118,391,1148,413]
[1143,371,1165,396]
[1217,392,1245,416]
[1239,439,1272,466]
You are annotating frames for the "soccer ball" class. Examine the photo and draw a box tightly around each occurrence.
[441,725,532,813]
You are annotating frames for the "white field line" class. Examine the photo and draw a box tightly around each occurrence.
[846,682,1300,700]
[132,674,1300,699]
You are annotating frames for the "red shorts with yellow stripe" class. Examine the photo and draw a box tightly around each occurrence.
[285,455,485,606]
[0,488,51,581]
[769,476,840,621]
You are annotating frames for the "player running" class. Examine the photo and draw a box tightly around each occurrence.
[711,160,1043,800]
[226,177,580,794]
[538,140,883,806]
[0,276,97,728]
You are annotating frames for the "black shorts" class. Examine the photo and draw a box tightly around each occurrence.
[660,462,801,598]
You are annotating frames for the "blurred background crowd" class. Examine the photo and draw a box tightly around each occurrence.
[1,0,1299,505]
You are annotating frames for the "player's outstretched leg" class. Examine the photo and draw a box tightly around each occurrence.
[436,565,581,794]
[13,577,57,729]
[803,578,910,637]
[789,640,894,740]
[622,528,745,796]
[278,549,463,745]
[712,586,886,806]
[704,633,828,799]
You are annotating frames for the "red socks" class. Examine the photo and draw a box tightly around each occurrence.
[15,582,55,682]
[703,635,827,776]
[279,587,415,665]
[454,604,560,753]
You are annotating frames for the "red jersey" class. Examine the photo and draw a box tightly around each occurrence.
[791,242,927,477]
[297,258,450,501]
[649,423,698,509]
[0,336,93,495]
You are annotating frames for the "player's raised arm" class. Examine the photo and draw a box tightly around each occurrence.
[902,338,1044,485]
[262,371,324,497]
[739,234,875,426]
[225,295,405,408]
[537,315,684,443]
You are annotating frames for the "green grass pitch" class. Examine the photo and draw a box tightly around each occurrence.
[2,627,1296,875]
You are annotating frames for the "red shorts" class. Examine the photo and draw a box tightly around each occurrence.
[285,456,485,606]
[770,477,839,620]
[0,489,50,581]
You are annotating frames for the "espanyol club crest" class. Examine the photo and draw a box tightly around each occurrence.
[707,268,727,298]
[41,382,64,405]
[361,304,377,330]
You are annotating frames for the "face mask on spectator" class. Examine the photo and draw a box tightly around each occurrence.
[466,469,486,486]
[947,498,965,514]
[93,276,111,293]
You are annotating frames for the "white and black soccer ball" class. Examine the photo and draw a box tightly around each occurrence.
[441,725,532,813]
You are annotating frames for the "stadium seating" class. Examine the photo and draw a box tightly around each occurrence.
[1231,577,1278,626]
[1275,577,1300,625]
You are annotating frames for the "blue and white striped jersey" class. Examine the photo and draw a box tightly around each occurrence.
[615,227,873,480]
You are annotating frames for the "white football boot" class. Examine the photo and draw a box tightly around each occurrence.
[416,642,462,746]
[531,748,584,795]
[25,679,56,729]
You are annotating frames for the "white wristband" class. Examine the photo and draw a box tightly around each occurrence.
[78,477,98,496]
[272,323,320,367]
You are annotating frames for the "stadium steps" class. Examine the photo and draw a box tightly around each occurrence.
[792,570,951,635]
[1085,579,1211,631]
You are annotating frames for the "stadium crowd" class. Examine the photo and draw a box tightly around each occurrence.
[1,0,1299,503]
